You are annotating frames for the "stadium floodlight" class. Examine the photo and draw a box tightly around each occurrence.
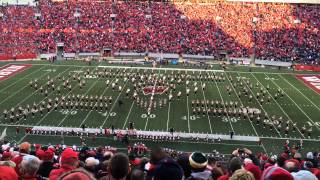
[74,12,81,18]
[294,19,301,24]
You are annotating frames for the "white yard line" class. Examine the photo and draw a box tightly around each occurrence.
[186,84,191,133]
[15,67,71,107]
[57,76,102,126]
[0,69,53,105]
[12,67,73,125]
[144,70,160,131]
[200,79,213,134]
[237,72,283,138]
[279,74,320,111]
[22,63,318,75]
[0,65,47,94]
[251,73,305,138]
[7,123,320,142]
[79,71,120,128]
[34,67,87,126]
[122,101,135,129]
[17,134,28,144]
[210,72,235,133]
[265,73,320,131]
[99,65,224,72]
[224,73,268,154]
[166,101,171,131]
[100,69,133,128]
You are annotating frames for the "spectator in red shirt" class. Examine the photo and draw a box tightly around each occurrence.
[49,148,79,180]
[0,165,19,180]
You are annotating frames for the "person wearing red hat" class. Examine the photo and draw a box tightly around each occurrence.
[0,151,16,168]
[49,148,79,180]
[36,149,45,160]
[261,166,294,180]
[244,162,261,180]
[38,150,55,178]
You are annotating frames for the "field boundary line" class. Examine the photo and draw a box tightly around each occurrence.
[34,67,87,126]
[279,74,320,111]
[264,73,320,131]
[57,76,103,126]
[186,83,191,133]
[0,65,46,94]
[98,65,224,72]
[166,101,171,131]
[24,133,263,147]
[122,101,135,129]
[5,123,320,142]
[251,73,305,138]
[0,67,53,105]
[79,70,121,128]
[12,63,320,75]
[210,72,235,133]
[144,69,160,131]
[225,73,268,154]
[236,72,283,138]
[200,80,213,134]
[12,67,73,125]
[100,69,133,128]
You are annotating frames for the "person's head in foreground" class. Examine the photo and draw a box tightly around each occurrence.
[107,153,130,180]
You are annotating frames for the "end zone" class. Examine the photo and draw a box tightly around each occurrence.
[296,75,320,94]
[0,64,32,81]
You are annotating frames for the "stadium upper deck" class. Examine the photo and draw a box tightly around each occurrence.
[0,0,319,64]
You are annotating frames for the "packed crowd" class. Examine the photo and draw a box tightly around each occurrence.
[0,1,319,62]
[0,140,319,180]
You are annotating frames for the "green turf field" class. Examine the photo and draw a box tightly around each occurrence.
[0,60,319,155]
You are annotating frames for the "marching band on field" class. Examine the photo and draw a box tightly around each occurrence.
[2,67,314,139]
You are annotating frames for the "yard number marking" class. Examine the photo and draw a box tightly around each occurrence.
[181,115,199,121]
[59,109,77,115]
[222,117,240,123]
[141,114,156,118]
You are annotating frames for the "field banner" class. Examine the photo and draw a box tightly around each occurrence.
[296,75,320,94]
[294,65,320,72]
[0,64,32,81]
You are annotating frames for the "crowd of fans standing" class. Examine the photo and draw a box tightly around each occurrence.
[0,1,319,64]
[0,141,319,180]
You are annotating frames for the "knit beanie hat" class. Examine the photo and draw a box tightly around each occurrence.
[189,152,208,170]
[244,162,262,180]
[153,157,183,180]
[261,166,294,180]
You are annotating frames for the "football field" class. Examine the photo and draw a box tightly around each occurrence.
[0,60,319,155]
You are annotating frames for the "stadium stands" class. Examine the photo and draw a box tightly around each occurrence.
[0,141,319,180]
[0,1,319,63]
